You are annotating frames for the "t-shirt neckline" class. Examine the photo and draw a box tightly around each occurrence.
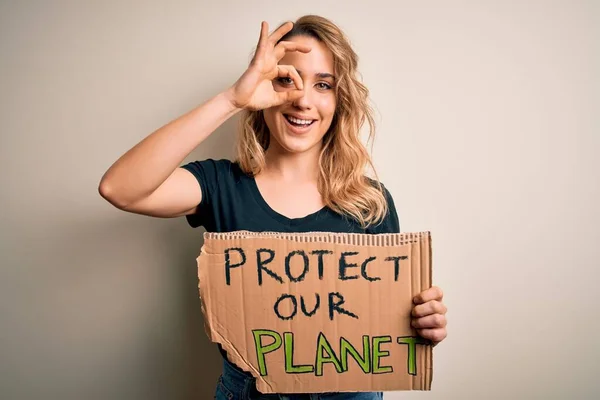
[247,175,328,227]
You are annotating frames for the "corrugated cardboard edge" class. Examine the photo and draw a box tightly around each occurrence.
[422,232,433,390]
[203,230,430,246]
[196,230,433,392]
[196,239,265,385]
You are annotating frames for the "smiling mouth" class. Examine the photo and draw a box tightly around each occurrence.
[284,114,316,128]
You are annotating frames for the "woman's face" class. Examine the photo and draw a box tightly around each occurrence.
[263,35,337,156]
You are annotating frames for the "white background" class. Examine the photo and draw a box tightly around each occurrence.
[1,0,598,399]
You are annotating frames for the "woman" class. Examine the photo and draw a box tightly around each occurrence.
[99,15,447,400]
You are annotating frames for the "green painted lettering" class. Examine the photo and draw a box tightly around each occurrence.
[252,329,282,376]
[315,332,343,376]
[340,335,371,373]
[372,336,393,374]
[397,336,430,375]
[284,332,315,373]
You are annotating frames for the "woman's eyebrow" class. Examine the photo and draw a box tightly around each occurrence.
[296,70,336,80]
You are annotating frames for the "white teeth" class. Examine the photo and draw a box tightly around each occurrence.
[286,115,313,125]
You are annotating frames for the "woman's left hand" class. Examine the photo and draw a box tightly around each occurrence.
[411,286,447,345]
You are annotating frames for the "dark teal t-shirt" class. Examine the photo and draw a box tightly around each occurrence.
[180,158,400,235]
[180,158,400,365]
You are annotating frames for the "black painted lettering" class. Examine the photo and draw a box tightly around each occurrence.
[224,247,246,285]
[310,250,333,280]
[274,294,297,320]
[300,293,320,317]
[360,256,379,282]
[339,251,359,280]
[257,248,283,285]
[285,250,309,282]
[328,292,359,321]
[385,255,408,281]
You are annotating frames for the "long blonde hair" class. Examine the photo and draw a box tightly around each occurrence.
[236,15,388,228]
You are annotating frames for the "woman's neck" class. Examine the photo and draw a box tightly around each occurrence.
[262,145,321,184]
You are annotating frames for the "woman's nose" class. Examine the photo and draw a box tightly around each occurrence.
[292,88,313,110]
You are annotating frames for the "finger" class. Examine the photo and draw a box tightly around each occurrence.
[276,88,304,104]
[277,65,303,90]
[268,21,294,44]
[274,41,312,60]
[417,328,447,344]
[412,313,447,329]
[412,300,447,318]
[413,286,443,304]
[252,21,269,62]
[259,21,269,44]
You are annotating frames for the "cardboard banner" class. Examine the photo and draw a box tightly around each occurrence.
[196,231,433,394]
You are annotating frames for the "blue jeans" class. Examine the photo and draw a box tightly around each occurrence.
[215,357,383,400]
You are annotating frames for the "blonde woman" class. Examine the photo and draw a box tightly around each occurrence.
[99,15,447,400]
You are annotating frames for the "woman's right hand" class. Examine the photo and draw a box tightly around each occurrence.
[227,21,311,111]
[99,21,310,218]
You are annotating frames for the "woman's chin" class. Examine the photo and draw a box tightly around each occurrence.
[281,143,313,154]
[275,136,321,155]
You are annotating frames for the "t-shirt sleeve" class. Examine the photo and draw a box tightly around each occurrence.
[179,158,224,229]
[367,184,401,234]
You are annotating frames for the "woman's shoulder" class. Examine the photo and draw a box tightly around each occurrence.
[181,158,247,181]
[363,176,394,199]
[182,157,235,170]
[363,177,401,234]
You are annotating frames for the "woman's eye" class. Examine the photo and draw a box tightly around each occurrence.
[316,82,332,90]
[277,77,293,85]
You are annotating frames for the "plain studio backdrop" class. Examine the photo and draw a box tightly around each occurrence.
[1,1,598,399]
